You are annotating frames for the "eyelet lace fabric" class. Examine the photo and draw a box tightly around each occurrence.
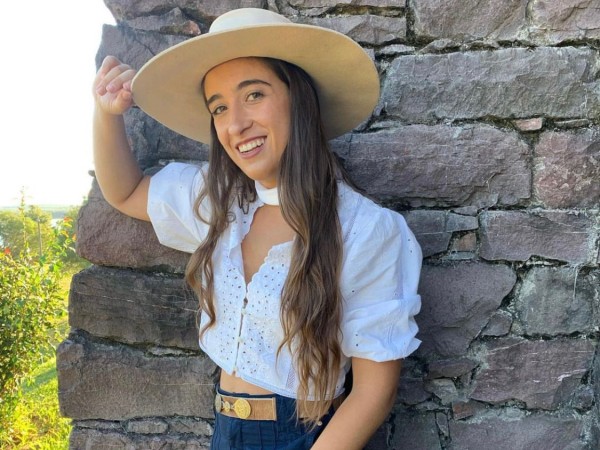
[147,162,422,399]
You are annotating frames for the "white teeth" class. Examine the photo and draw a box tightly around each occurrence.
[238,138,265,153]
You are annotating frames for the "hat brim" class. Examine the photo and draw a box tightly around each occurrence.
[131,23,380,144]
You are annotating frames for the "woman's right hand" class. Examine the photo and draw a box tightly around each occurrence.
[93,55,136,115]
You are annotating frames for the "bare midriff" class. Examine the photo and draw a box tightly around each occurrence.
[219,370,275,395]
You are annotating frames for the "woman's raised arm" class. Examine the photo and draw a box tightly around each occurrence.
[92,55,150,221]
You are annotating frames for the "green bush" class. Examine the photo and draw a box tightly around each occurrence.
[0,216,73,433]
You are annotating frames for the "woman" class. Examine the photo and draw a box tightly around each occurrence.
[93,8,421,450]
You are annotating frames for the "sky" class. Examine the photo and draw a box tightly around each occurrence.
[1,1,115,207]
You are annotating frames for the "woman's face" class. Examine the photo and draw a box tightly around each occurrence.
[204,57,291,189]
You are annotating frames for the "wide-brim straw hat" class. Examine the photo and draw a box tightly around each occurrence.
[131,8,380,144]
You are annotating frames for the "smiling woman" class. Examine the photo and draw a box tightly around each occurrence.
[0,1,114,207]
[90,8,422,450]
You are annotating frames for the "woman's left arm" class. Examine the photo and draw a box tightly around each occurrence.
[311,357,403,450]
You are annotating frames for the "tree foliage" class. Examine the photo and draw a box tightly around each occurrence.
[0,206,54,257]
[0,206,75,431]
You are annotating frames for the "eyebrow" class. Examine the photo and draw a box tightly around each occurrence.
[206,79,272,106]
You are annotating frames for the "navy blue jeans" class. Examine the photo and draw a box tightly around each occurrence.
[211,387,333,450]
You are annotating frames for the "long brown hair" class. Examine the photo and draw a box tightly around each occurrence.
[185,57,348,424]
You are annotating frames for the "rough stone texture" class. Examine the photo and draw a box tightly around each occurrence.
[288,0,404,7]
[530,0,600,44]
[480,210,597,264]
[424,379,458,405]
[124,108,208,170]
[594,351,600,448]
[513,117,544,131]
[471,338,595,409]
[427,358,478,379]
[571,385,595,411]
[69,266,199,350]
[104,0,267,24]
[448,412,586,450]
[76,183,190,272]
[450,232,477,253]
[127,419,169,434]
[97,24,187,71]
[516,267,599,336]
[534,129,600,208]
[304,15,406,45]
[480,310,512,337]
[389,410,442,450]
[342,125,530,208]
[412,0,528,42]
[417,262,517,357]
[402,210,478,257]
[57,333,217,420]
[381,47,600,122]
[124,7,201,35]
[168,417,213,436]
[451,400,487,420]
[70,428,211,450]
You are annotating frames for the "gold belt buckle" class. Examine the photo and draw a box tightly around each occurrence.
[214,393,223,412]
[214,394,252,419]
[234,398,251,419]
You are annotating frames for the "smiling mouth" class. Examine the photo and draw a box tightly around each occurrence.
[238,138,265,153]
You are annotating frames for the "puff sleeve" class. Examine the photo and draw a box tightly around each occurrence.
[340,203,422,361]
[147,162,211,253]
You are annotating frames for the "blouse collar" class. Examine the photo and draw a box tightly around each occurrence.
[255,181,279,206]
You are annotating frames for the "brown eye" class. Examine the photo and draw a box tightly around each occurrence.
[212,105,227,116]
[247,91,264,101]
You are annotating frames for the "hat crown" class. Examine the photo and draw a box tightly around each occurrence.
[210,8,292,33]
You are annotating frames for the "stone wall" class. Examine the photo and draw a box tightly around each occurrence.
[57,1,600,448]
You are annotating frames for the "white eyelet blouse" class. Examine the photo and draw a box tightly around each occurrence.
[147,162,422,399]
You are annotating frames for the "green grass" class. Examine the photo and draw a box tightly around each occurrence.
[3,358,71,449]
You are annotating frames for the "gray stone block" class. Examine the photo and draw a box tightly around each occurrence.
[480,310,512,337]
[530,0,600,44]
[57,333,218,420]
[390,410,442,450]
[534,129,600,208]
[471,338,596,410]
[424,379,458,405]
[412,0,528,41]
[403,210,478,257]
[381,47,600,122]
[126,419,169,434]
[104,0,266,23]
[516,267,599,336]
[70,428,211,449]
[125,101,209,170]
[344,125,530,208]
[427,358,478,379]
[304,15,406,45]
[69,266,199,350]
[96,24,187,71]
[480,210,597,264]
[123,8,201,35]
[288,0,404,7]
[417,262,516,357]
[448,412,586,450]
[76,184,190,272]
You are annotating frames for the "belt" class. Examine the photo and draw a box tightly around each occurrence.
[214,392,346,421]
[214,393,277,420]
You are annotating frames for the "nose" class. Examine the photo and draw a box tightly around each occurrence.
[227,103,252,136]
